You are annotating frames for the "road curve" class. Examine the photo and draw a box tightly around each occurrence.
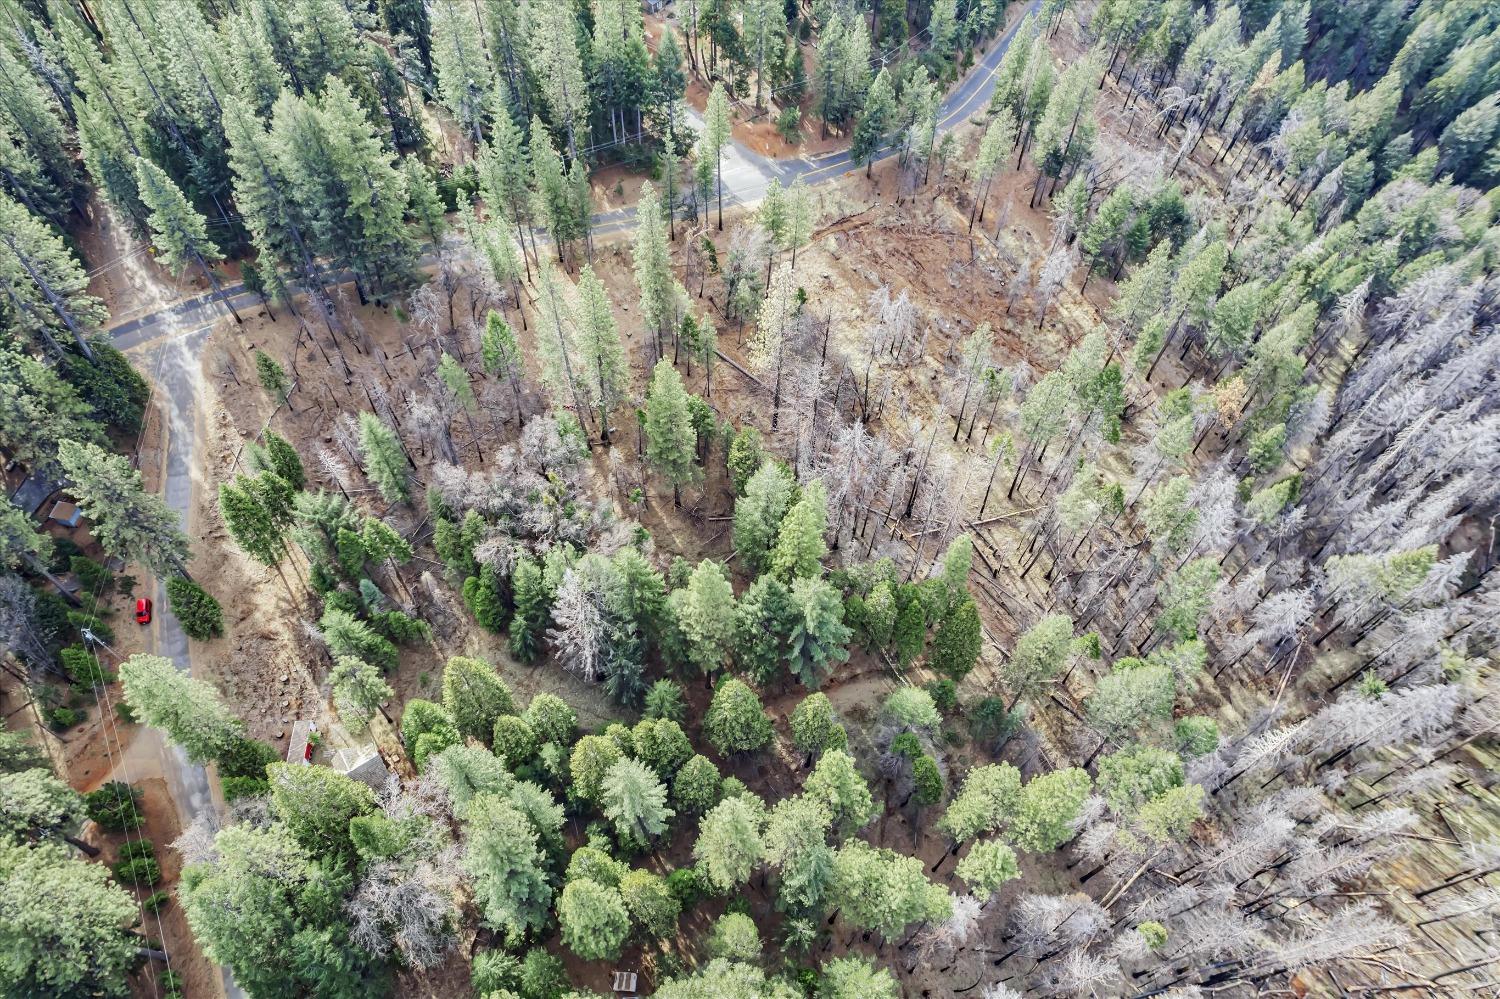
[109,1,1040,343]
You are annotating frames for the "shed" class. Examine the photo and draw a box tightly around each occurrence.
[336,747,391,790]
[610,970,638,994]
[47,500,83,527]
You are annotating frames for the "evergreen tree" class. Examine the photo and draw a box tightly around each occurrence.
[938,763,1022,844]
[441,655,516,742]
[733,460,795,573]
[266,762,376,860]
[558,878,629,960]
[786,577,851,689]
[481,311,526,425]
[930,596,983,681]
[703,82,732,229]
[644,358,699,505]
[330,656,391,727]
[508,557,548,662]
[789,692,847,763]
[0,841,137,997]
[464,792,555,944]
[804,748,875,839]
[356,411,409,504]
[829,840,951,939]
[1010,767,1091,852]
[633,181,675,352]
[851,67,896,176]
[0,195,106,361]
[733,574,798,684]
[620,868,680,939]
[57,440,190,576]
[602,757,674,845]
[1002,613,1072,708]
[573,265,628,443]
[955,839,1020,902]
[134,158,240,324]
[694,793,766,892]
[670,559,736,674]
[770,479,828,580]
[120,653,242,765]
[704,678,773,755]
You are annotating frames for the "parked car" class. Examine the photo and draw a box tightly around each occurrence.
[135,598,152,625]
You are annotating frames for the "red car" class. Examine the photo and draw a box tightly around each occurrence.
[135,598,152,625]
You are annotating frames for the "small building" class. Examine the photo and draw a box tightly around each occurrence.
[610,970,639,995]
[47,500,82,528]
[9,471,59,518]
[337,748,391,790]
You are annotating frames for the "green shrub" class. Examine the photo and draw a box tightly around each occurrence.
[112,855,161,885]
[221,776,269,801]
[86,782,143,832]
[66,611,112,644]
[166,577,223,640]
[143,890,171,914]
[666,865,706,907]
[45,705,83,730]
[115,701,138,723]
[60,644,111,685]
[218,736,278,779]
[69,556,113,597]
[118,838,155,861]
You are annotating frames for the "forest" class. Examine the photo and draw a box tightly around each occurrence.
[0,0,1497,997]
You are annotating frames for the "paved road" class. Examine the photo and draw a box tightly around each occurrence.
[109,2,1039,343]
[144,328,248,999]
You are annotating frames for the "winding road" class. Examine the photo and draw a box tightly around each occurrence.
[106,9,1038,997]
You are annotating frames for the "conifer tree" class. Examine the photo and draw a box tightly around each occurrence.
[464,792,554,943]
[0,195,105,361]
[670,559,736,674]
[481,311,526,426]
[441,656,516,742]
[694,793,766,892]
[704,678,773,756]
[602,756,674,845]
[790,692,848,763]
[218,475,289,567]
[931,596,983,681]
[120,653,242,765]
[356,412,409,504]
[787,577,851,689]
[1002,613,1072,708]
[733,460,795,572]
[829,840,951,939]
[643,359,699,505]
[427,0,490,145]
[508,557,547,662]
[573,266,628,444]
[770,479,829,581]
[633,181,675,355]
[851,67,896,176]
[804,748,875,839]
[57,439,190,576]
[330,656,391,727]
[703,82,732,229]
[733,574,798,684]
